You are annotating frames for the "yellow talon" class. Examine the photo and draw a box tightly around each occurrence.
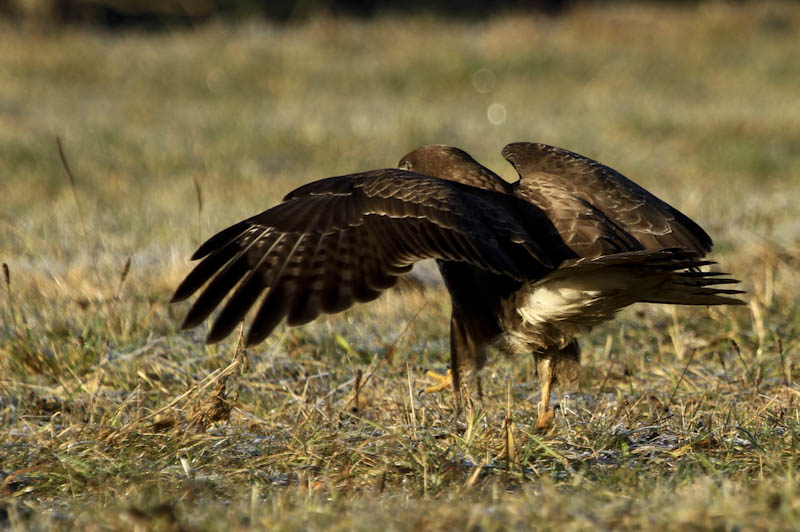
[535,407,556,431]
[423,369,453,394]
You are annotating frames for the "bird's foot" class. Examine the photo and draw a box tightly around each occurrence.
[423,369,452,394]
[535,406,555,431]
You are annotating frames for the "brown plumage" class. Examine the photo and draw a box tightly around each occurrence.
[173,142,744,428]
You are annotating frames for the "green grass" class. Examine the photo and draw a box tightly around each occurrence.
[2,2,800,530]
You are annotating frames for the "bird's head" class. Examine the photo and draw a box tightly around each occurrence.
[398,145,477,175]
[398,145,510,193]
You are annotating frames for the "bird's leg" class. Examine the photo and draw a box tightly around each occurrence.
[456,367,483,420]
[420,316,483,406]
[536,355,556,431]
[534,341,581,431]
[449,314,485,418]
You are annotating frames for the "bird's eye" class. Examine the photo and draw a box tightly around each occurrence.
[399,160,412,171]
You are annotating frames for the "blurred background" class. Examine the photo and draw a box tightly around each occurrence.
[2,0,799,334]
[4,0,574,26]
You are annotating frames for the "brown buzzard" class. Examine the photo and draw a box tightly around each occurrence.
[172,143,743,428]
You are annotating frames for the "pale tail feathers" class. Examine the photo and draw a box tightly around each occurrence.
[638,271,745,306]
[546,248,746,308]
[502,248,745,353]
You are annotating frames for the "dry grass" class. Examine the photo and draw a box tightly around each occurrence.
[2,2,800,530]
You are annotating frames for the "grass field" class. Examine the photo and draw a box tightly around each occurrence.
[2,2,800,530]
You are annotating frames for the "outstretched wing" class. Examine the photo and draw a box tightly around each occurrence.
[503,142,713,257]
[172,169,559,346]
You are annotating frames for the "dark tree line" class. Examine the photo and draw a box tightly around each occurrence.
[2,0,600,28]
[3,0,749,29]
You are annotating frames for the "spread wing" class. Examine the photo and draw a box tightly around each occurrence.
[172,169,559,346]
[503,142,713,257]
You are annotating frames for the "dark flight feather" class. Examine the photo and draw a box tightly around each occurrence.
[174,143,743,420]
[502,142,713,256]
[174,168,558,344]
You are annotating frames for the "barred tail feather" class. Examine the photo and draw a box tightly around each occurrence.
[640,270,745,306]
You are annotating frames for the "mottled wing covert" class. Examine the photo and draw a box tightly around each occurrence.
[503,142,713,257]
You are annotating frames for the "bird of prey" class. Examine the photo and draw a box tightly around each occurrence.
[172,142,743,429]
